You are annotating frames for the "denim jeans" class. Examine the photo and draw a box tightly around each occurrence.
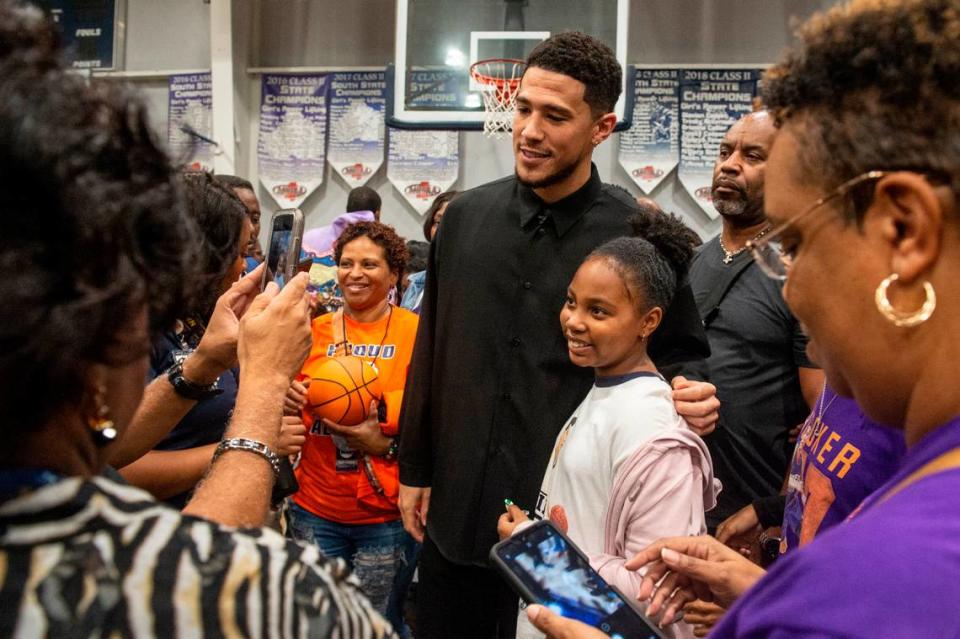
[286,503,418,635]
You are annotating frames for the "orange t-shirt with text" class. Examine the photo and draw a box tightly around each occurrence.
[293,306,418,525]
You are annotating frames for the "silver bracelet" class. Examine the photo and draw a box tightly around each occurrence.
[213,437,281,479]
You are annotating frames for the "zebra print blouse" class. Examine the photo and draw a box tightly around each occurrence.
[0,475,397,638]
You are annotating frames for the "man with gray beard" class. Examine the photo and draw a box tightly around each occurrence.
[688,111,822,530]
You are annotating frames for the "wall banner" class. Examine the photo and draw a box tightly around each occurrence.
[678,69,760,219]
[167,72,214,172]
[619,68,680,193]
[328,71,386,187]
[387,129,459,215]
[406,68,466,109]
[258,73,329,208]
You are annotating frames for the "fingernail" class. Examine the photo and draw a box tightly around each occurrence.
[662,548,680,563]
[504,498,513,507]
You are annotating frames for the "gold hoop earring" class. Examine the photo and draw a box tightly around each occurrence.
[874,273,936,328]
[87,384,117,447]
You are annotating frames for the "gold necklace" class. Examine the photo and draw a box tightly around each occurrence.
[719,225,771,264]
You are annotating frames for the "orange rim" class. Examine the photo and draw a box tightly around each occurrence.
[470,58,525,92]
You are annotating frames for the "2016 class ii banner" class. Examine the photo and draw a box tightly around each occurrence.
[258,73,330,209]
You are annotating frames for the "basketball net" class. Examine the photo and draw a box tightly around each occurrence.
[470,58,525,138]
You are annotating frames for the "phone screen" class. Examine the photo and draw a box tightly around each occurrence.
[494,522,664,639]
[264,213,294,289]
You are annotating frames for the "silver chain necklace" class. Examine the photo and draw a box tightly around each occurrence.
[813,381,839,426]
[719,225,771,264]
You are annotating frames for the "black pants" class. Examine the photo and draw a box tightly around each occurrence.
[415,535,519,639]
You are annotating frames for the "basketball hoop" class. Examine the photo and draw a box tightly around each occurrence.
[470,58,526,138]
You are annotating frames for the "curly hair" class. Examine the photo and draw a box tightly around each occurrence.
[587,208,698,313]
[181,172,247,318]
[0,4,194,436]
[334,221,409,275]
[422,190,458,241]
[525,31,622,116]
[762,0,960,214]
[636,196,703,248]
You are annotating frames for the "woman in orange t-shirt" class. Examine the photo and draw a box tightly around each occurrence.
[286,221,418,634]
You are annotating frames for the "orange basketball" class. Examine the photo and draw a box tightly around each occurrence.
[307,356,382,425]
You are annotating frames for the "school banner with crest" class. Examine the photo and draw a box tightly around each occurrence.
[619,68,680,193]
[387,129,459,215]
[677,69,761,218]
[258,73,329,208]
[328,71,387,187]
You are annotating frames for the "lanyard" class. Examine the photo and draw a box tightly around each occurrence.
[850,445,960,521]
[876,446,960,506]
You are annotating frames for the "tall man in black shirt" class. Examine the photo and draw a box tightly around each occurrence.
[398,32,713,638]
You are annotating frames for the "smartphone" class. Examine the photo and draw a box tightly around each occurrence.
[261,208,305,291]
[491,520,666,639]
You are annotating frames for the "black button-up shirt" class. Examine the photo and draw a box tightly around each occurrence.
[398,165,710,563]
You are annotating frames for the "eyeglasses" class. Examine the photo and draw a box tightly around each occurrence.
[746,171,887,281]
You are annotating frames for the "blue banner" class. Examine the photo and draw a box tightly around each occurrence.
[258,74,329,208]
[619,69,680,194]
[406,69,466,110]
[167,73,213,173]
[678,69,761,218]
[387,129,459,215]
[328,71,386,187]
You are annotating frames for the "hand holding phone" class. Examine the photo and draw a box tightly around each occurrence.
[491,520,666,639]
[262,208,305,291]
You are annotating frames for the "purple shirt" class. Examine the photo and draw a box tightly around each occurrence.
[781,386,905,551]
[712,415,960,638]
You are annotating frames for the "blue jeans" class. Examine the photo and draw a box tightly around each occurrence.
[286,503,418,635]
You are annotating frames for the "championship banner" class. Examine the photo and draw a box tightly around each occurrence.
[258,73,329,208]
[407,69,467,109]
[328,71,386,187]
[619,68,680,193]
[678,69,760,218]
[167,73,214,172]
[387,129,459,215]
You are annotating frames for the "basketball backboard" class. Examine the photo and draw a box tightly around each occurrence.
[389,0,630,130]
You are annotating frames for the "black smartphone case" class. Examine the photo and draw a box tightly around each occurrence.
[489,520,667,639]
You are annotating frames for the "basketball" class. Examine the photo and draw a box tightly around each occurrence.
[306,356,382,425]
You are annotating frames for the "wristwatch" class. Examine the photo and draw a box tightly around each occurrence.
[758,530,783,567]
[166,359,222,400]
[383,436,399,461]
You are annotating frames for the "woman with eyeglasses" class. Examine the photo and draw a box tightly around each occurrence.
[523,1,960,637]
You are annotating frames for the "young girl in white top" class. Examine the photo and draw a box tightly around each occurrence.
[499,211,719,639]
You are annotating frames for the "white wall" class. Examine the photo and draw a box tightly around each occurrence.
[108,0,840,245]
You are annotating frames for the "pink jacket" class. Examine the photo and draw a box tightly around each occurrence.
[591,428,720,597]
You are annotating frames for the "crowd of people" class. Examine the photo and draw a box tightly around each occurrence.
[2,0,960,637]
